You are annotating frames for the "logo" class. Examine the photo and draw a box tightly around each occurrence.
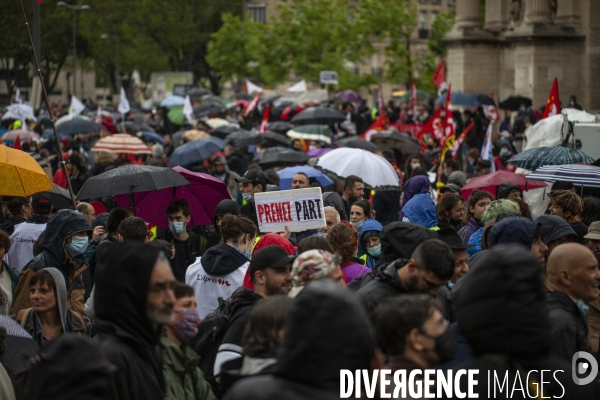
[572,351,598,385]
[196,274,231,286]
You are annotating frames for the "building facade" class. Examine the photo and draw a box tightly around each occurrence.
[446,0,600,112]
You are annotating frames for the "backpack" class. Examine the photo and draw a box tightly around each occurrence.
[190,295,235,392]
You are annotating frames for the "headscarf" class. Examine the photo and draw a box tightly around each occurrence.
[548,190,583,222]
[289,250,340,297]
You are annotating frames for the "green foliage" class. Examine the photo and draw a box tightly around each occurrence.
[416,12,455,95]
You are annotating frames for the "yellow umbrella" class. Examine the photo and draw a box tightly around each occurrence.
[0,145,54,197]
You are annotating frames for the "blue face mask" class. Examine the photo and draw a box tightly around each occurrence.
[66,235,88,256]
[353,220,364,231]
[169,221,185,235]
[242,192,253,202]
[577,299,589,316]
[367,244,381,258]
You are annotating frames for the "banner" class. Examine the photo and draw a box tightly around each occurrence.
[254,188,326,233]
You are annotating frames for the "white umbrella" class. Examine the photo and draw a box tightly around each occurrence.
[55,114,91,126]
[1,103,36,122]
[315,147,400,189]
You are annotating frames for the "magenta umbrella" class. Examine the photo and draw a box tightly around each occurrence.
[113,166,230,228]
[306,148,332,158]
[460,170,547,199]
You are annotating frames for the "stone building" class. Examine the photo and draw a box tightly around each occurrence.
[446,0,600,112]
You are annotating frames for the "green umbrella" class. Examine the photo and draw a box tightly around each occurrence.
[167,107,185,126]
[393,89,431,102]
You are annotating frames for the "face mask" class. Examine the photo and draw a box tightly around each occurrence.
[450,218,463,226]
[443,169,449,176]
[169,221,185,235]
[411,163,421,170]
[421,328,457,364]
[577,299,589,317]
[367,244,381,258]
[499,148,511,157]
[66,235,88,257]
[353,220,364,230]
[519,106,526,112]
[214,173,227,181]
[169,309,201,343]
[242,192,253,202]
[244,239,253,260]
[570,102,575,106]
[427,144,434,150]
[402,216,411,223]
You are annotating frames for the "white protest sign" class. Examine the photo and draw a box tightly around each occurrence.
[254,187,326,233]
[319,71,339,85]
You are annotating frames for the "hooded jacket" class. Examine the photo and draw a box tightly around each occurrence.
[185,244,249,319]
[207,200,241,248]
[493,138,517,172]
[359,219,383,270]
[13,268,91,346]
[355,259,410,316]
[223,281,376,400]
[322,192,347,221]
[94,242,166,400]
[546,290,592,361]
[399,176,431,221]
[451,245,600,398]
[458,217,482,244]
[372,189,400,226]
[160,338,217,400]
[401,193,438,229]
[11,210,91,315]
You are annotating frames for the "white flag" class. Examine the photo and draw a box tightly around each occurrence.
[69,95,85,117]
[183,95,194,123]
[118,87,131,115]
[287,80,307,92]
[96,105,103,124]
[15,88,22,104]
[481,122,496,172]
[246,79,263,94]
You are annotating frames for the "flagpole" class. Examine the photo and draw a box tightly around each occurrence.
[18,0,77,209]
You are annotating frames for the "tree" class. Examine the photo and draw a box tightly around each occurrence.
[358,0,418,88]
[415,12,455,94]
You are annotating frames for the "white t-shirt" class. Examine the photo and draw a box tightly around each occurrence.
[4,222,47,271]
[185,257,249,319]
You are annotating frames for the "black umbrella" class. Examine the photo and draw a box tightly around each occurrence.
[193,103,226,118]
[343,139,381,152]
[0,315,39,375]
[188,88,212,98]
[268,121,295,134]
[260,131,292,148]
[40,184,74,210]
[116,121,156,133]
[76,165,190,204]
[254,147,309,169]
[225,130,260,147]
[57,120,104,135]
[210,125,242,140]
[291,107,345,126]
[28,152,48,168]
[35,117,52,132]
[334,135,361,147]
[475,94,496,106]
[499,95,532,111]
[371,131,422,155]
[230,93,253,101]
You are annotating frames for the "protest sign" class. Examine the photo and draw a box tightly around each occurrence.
[254,188,326,233]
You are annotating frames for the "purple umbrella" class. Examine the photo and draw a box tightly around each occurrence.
[307,148,332,158]
[113,166,230,228]
[335,90,362,103]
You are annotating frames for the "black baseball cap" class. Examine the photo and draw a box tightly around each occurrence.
[235,169,269,186]
[249,245,296,277]
[32,192,52,215]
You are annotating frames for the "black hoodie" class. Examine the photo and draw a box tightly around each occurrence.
[223,281,376,400]
[94,242,166,400]
[201,243,248,276]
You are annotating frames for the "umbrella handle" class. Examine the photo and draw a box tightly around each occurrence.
[128,186,136,215]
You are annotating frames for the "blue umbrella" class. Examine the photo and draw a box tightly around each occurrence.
[138,131,165,145]
[160,95,186,108]
[56,120,104,135]
[508,146,595,171]
[41,129,71,140]
[167,137,226,167]
[277,166,334,190]
[435,92,479,107]
[525,164,600,188]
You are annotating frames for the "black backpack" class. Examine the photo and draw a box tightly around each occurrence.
[191,296,234,392]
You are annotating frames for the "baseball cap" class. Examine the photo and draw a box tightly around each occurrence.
[249,245,296,278]
[32,193,52,215]
[235,169,269,186]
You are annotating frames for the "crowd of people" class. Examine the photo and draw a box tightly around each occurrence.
[0,90,599,399]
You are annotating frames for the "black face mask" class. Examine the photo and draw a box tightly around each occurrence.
[450,218,463,226]
[421,328,457,364]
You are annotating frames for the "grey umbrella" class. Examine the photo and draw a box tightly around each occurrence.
[0,316,39,375]
[225,130,260,147]
[291,107,345,126]
[76,165,190,210]
[259,131,292,148]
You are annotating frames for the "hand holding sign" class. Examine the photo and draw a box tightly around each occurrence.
[254,188,326,233]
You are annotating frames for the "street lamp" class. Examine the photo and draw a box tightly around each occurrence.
[100,34,120,94]
[57,2,90,99]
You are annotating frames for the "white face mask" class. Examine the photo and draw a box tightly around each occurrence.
[402,216,410,223]
[411,162,421,170]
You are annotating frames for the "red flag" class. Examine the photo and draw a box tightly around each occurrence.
[360,114,387,141]
[13,136,21,150]
[259,104,270,133]
[36,0,43,3]
[432,59,447,96]
[418,108,443,146]
[542,78,561,119]
[409,81,418,117]
[442,84,454,142]
[451,122,475,159]
[244,91,262,117]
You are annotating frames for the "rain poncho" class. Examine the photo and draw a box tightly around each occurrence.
[401,193,438,229]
